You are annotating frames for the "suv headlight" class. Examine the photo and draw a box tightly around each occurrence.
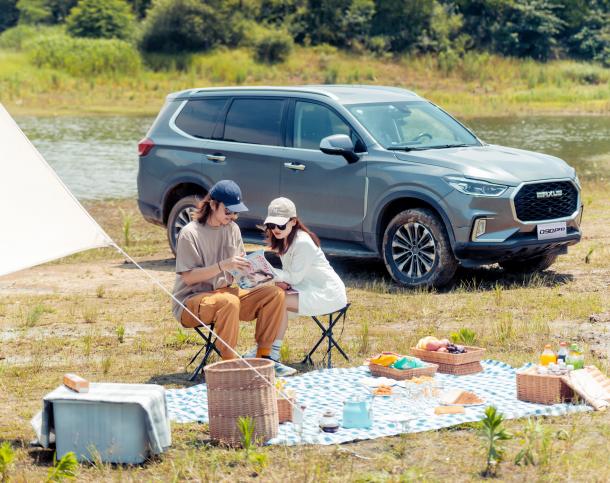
[445,176,508,197]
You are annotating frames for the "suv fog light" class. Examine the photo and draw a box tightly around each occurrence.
[472,218,487,241]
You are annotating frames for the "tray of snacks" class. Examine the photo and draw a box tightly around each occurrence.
[367,352,438,380]
[410,337,486,374]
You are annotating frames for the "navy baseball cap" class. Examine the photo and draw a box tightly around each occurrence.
[209,180,248,212]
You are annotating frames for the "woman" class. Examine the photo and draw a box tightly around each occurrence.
[245,197,347,364]
[172,180,286,363]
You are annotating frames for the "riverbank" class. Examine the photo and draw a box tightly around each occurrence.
[1,47,609,117]
[0,181,609,480]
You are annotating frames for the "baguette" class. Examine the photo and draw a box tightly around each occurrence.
[435,405,465,415]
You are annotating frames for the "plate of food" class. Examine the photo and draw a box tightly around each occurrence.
[371,384,395,397]
[439,389,486,406]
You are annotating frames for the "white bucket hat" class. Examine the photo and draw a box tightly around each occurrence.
[264,197,297,225]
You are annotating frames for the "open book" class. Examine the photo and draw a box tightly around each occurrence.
[229,250,277,289]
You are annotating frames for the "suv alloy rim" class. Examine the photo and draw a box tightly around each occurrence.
[391,222,437,279]
[173,206,196,243]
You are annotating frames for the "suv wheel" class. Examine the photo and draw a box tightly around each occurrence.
[382,208,458,288]
[167,195,200,255]
[500,253,558,273]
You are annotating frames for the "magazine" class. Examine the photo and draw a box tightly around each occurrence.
[229,250,277,289]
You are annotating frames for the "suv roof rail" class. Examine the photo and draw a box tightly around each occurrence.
[167,86,339,100]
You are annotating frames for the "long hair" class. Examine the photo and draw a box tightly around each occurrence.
[265,218,320,255]
[194,193,220,225]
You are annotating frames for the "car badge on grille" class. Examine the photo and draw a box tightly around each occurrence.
[536,190,563,199]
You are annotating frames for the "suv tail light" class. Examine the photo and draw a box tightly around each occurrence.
[138,137,155,157]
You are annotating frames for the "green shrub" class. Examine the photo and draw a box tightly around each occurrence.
[66,0,135,40]
[253,28,293,64]
[0,24,62,50]
[140,0,224,53]
[26,32,141,76]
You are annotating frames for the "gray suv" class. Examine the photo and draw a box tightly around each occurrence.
[137,85,582,287]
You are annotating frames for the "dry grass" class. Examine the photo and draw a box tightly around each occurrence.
[0,182,609,481]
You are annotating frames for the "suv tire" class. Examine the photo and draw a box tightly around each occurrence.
[382,208,458,288]
[499,253,558,273]
[167,195,200,255]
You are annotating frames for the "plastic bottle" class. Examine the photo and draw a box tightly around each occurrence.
[566,343,584,370]
[539,344,557,366]
[557,342,569,362]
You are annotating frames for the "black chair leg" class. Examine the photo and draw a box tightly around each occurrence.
[188,325,220,381]
[302,305,350,368]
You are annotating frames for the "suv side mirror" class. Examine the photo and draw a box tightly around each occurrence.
[320,134,360,163]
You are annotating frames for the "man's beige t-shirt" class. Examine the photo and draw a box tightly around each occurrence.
[172,220,245,322]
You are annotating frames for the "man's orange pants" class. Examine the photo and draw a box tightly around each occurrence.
[181,285,285,360]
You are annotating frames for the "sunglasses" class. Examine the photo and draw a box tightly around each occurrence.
[266,222,288,231]
[224,208,238,218]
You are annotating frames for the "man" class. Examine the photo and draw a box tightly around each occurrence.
[171,180,296,376]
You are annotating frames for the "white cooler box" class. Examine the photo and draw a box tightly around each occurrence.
[53,399,149,464]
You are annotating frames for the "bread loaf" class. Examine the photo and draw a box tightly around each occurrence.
[63,373,89,393]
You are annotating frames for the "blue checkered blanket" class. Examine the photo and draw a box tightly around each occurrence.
[165,360,591,445]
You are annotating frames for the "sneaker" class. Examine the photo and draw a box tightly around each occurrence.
[242,346,257,358]
[274,361,297,377]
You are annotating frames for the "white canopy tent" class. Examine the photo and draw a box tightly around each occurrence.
[0,103,292,405]
[0,103,113,277]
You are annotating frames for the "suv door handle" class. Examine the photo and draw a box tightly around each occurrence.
[284,162,305,171]
[206,154,226,163]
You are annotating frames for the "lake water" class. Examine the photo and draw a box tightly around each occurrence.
[14,115,610,200]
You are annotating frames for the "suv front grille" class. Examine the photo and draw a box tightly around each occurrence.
[514,181,578,222]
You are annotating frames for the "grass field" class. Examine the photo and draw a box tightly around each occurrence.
[0,178,609,481]
[1,46,609,118]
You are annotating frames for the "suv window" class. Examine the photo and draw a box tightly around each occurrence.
[223,98,284,146]
[294,101,353,150]
[174,98,227,139]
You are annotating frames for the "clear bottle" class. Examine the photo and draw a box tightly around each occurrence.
[566,343,584,370]
[557,342,569,362]
[539,344,557,366]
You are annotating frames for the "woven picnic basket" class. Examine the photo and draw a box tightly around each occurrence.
[205,358,279,446]
[277,394,295,423]
[410,346,486,374]
[369,362,438,380]
[516,366,574,405]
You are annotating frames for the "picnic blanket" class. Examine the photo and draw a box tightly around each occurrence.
[165,360,591,446]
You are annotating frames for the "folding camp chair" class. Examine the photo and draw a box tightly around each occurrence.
[187,323,222,381]
[301,304,350,369]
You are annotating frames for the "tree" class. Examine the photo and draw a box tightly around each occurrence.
[140,0,225,52]
[289,0,376,49]
[371,0,436,52]
[569,7,610,66]
[493,0,565,60]
[66,0,135,40]
[16,0,76,24]
[0,0,19,32]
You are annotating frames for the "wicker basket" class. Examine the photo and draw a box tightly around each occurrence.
[410,346,486,365]
[516,366,574,405]
[369,362,437,380]
[205,358,278,446]
[277,394,295,423]
[435,360,483,375]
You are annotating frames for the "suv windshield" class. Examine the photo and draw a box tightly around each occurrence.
[347,101,480,150]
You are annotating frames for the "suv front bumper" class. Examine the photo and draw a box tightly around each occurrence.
[453,229,581,264]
